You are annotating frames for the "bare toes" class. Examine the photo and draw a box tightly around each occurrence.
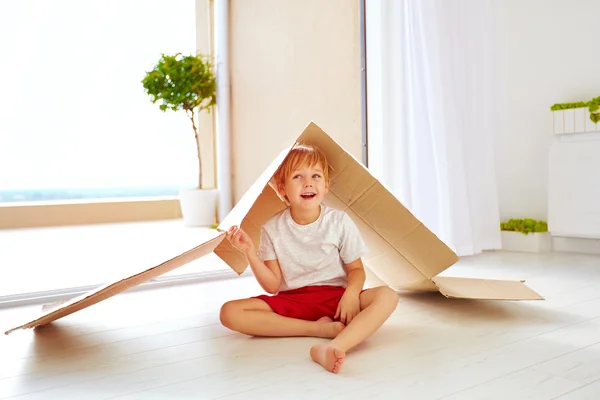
[310,344,346,373]
[333,363,341,373]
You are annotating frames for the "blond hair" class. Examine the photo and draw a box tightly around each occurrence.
[274,143,330,187]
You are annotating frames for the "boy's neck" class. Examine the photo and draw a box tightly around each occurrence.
[289,205,322,225]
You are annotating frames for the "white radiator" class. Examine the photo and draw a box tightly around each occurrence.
[548,132,600,239]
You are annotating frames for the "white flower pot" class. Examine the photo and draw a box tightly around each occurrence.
[178,188,218,227]
[553,107,599,134]
[563,109,576,133]
[501,231,552,253]
[585,108,600,132]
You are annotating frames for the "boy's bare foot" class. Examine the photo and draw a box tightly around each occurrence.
[310,343,345,373]
[316,316,345,338]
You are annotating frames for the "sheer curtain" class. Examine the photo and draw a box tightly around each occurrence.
[366,0,504,256]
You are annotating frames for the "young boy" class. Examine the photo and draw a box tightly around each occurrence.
[220,143,398,374]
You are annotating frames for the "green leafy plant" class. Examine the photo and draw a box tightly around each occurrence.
[588,96,600,123]
[550,101,587,111]
[500,218,548,235]
[550,96,600,124]
[142,53,217,189]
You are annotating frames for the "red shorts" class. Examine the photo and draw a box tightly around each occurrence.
[254,285,347,321]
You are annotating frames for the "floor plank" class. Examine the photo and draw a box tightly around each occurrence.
[556,379,600,399]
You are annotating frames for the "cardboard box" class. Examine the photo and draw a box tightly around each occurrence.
[5,122,543,335]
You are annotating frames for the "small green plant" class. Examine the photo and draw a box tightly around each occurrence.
[500,218,548,235]
[550,96,600,124]
[550,101,588,111]
[588,96,600,123]
[142,53,217,189]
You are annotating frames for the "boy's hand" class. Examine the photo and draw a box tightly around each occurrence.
[225,225,255,255]
[335,291,361,325]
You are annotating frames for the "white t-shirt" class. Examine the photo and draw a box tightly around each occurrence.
[258,204,369,292]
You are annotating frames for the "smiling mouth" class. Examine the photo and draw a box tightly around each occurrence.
[300,193,316,199]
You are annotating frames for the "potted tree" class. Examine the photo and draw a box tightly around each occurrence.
[142,52,218,226]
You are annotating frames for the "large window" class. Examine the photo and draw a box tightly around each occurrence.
[0,0,198,203]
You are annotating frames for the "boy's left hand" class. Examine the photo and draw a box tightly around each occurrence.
[335,291,361,325]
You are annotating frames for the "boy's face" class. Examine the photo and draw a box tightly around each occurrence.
[278,162,329,211]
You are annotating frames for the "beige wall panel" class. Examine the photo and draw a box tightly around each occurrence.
[229,0,362,202]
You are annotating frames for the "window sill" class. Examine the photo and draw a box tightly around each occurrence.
[0,197,182,229]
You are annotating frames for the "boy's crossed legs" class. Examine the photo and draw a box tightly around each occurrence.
[220,285,398,373]
[219,297,346,338]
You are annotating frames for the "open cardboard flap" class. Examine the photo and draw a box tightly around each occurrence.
[5,121,543,335]
[4,232,225,334]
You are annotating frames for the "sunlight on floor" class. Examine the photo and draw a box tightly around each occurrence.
[0,219,230,297]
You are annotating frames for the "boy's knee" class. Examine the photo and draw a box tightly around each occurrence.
[219,301,238,329]
[379,286,399,312]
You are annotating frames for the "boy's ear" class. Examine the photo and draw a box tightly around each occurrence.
[276,180,286,196]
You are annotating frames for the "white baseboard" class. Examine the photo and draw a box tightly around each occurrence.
[552,236,600,255]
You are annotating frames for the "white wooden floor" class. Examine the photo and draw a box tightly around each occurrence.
[1,250,600,399]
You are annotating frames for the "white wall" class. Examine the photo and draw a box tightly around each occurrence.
[497,0,600,221]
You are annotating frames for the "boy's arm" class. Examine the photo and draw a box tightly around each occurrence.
[245,250,282,294]
[338,212,369,296]
[225,225,282,294]
[335,258,365,324]
[344,258,366,295]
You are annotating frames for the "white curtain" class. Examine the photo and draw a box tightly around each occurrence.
[366,0,504,256]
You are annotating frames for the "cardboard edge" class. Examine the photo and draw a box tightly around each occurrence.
[213,238,249,275]
[395,278,440,292]
[432,276,545,301]
[5,232,226,335]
